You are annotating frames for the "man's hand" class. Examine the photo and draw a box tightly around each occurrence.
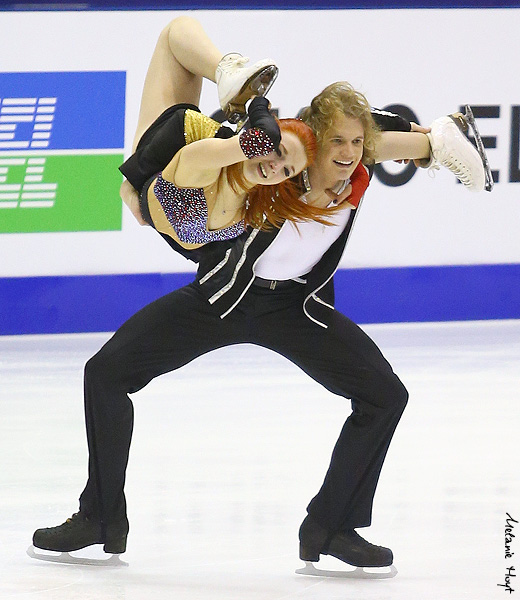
[120,179,149,226]
[410,122,431,134]
[324,183,354,208]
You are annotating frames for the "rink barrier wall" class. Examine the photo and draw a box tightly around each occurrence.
[2,1,516,10]
[1,263,519,335]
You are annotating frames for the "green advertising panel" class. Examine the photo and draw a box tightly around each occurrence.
[0,154,123,233]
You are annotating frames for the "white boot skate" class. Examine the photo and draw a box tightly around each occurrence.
[426,108,492,192]
[216,53,278,124]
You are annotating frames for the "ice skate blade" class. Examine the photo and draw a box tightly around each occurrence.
[27,545,128,567]
[450,105,494,192]
[225,65,279,124]
[296,561,398,579]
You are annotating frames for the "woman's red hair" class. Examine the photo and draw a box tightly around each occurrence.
[246,118,320,229]
[227,118,336,230]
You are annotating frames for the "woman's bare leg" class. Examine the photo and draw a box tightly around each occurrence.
[132,16,223,150]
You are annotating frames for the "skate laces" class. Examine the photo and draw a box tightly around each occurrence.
[221,55,250,71]
[437,152,472,187]
[347,529,385,551]
[63,512,81,526]
[428,118,478,189]
[427,162,441,179]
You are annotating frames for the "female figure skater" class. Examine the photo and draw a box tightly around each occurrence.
[118,17,328,263]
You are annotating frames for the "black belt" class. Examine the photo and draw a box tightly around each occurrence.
[252,277,305,290]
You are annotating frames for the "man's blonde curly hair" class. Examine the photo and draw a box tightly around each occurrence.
[299,82,381,165]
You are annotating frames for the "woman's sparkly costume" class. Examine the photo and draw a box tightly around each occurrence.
[120,104,275,248]
[153,173,245,244]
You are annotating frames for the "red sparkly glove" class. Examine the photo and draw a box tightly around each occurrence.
[239,127,276,159]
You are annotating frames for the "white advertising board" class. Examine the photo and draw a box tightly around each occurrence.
[0,9,518,276]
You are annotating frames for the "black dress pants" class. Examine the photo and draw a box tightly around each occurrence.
[79,280,408,537]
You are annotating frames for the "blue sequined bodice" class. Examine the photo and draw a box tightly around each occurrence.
[153,173,245,244]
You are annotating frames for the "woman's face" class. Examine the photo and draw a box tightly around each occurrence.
[312,113,364,186]
[243,131,307,186]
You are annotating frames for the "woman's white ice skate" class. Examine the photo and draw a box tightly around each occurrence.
[216,54,278,124]
[427,105,494,192]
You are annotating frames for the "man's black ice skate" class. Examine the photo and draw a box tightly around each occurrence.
[296,515,397,579]
[324,529,393,567]
[31,511,128,564]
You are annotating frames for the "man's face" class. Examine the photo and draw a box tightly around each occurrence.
[314,113,364,186]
